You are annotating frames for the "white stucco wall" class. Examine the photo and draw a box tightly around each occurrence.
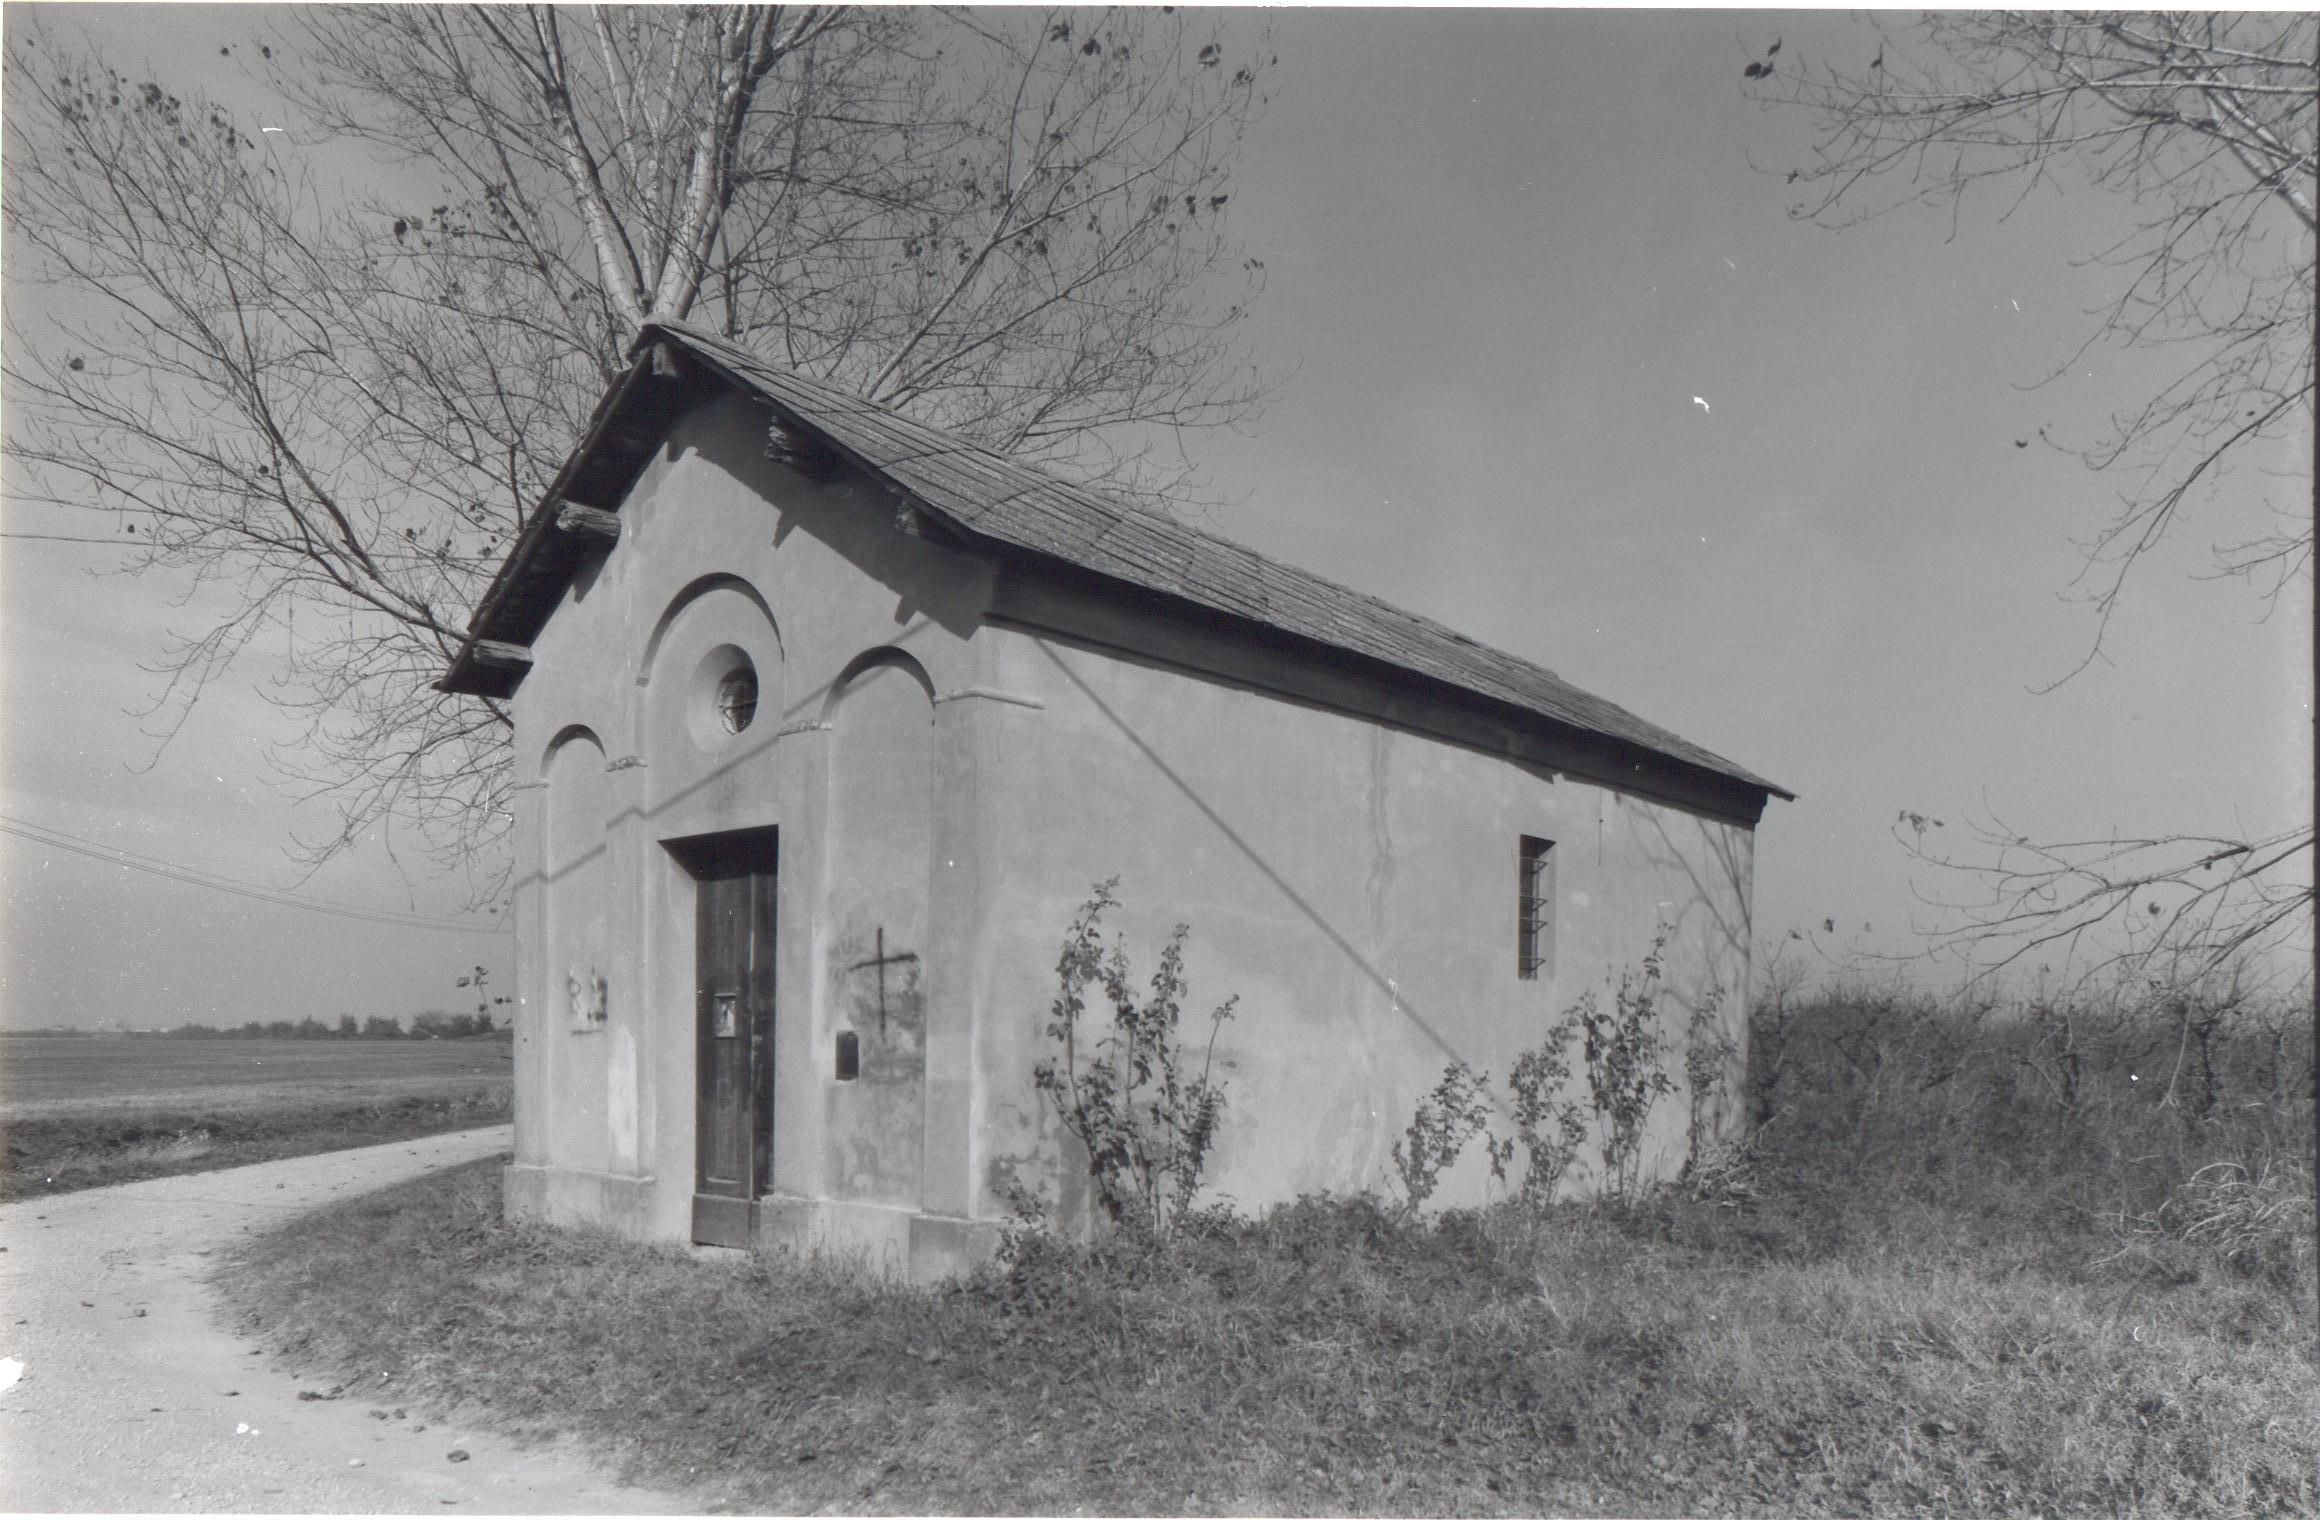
[965,625,1754,1223]
[500,388,1760,1271]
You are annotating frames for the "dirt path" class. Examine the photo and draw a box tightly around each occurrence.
[0,1127,700,1514]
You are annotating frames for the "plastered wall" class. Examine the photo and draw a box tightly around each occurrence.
[503,389,1758,1265]
[966,626,1754,1224]
[505,390,992,1247]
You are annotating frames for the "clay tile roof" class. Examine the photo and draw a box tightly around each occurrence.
[445,319,1788,804]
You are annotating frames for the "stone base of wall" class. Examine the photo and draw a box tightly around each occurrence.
[503,1162,660,1239]
[907,1212,1004,1283]
[505,1164,1003,1283]
[756,1195,1001,1284]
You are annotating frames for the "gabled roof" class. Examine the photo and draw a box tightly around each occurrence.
[443,319,1790,805]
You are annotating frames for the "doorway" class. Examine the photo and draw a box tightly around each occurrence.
[665,827,779,1247]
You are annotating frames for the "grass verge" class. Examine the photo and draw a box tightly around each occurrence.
[217,984,2313,1517]
[2,1086,511,1201]
[218,1157,2313,1516]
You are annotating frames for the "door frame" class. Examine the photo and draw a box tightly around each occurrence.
[663,825,780,1246]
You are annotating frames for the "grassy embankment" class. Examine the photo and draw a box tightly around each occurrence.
[1,1036,512,1200]
[219,989,2312,1516]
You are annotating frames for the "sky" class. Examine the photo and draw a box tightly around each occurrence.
[3,7,2310,1030]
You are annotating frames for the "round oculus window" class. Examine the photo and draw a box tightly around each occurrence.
[715,665,759,734]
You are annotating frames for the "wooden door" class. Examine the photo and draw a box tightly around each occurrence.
[674,829,778,1247]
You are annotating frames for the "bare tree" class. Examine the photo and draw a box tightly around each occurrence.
[1893,809,2309,986]
[3,7,1273,891]
[1752,13,2314,643]
[1749,15,2313,978]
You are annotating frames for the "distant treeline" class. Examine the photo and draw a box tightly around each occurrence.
[15,1013,512,1040]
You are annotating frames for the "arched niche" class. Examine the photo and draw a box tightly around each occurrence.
[639,576,785,812]
[820,650,935,1208]
[638,574,782,691]
[542,728,613,1033]
[820,645,936,722]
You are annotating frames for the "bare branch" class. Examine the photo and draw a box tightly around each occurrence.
[3,10,1279,896]
[1890,808,2313,988]
[1751,13,2314,645]
[1749,18,2314,987]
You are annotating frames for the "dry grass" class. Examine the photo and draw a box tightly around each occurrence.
[217,989,2315,1516]
[2,1090,512,1200]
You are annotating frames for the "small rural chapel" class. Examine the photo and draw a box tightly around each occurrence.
[442,320,1789,1279]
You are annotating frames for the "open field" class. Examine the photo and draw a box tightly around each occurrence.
[219,990,2314,1516]
[3,1034,511,1115]
[1,1035,511,1198]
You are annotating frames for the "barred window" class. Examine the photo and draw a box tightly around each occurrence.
[1517,836,1555,980]
[716,666,759,734]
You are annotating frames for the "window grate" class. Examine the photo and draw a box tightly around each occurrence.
[1518,835,1555,980]
[716,666,759,734]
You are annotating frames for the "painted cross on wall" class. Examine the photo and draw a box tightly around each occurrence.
[846,926,919,1035]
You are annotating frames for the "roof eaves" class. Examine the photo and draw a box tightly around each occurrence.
[453,318,1789,803]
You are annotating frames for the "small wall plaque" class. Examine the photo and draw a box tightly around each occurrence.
[566,966,608,1029]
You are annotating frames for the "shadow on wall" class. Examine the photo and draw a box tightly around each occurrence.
[701,396,989,643]
[1034,640,1477,1076]
[539,725,614,894]
[1636,805,1756,1009]
[637,573,784,695]
[1032,639,1765,1196]
[628,608,944,832]
[610,388,980,833]
[1637,806,1755,1138]
[1040,640,1760,1057]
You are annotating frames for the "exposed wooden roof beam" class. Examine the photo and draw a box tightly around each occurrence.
[767,418,837,482]
[554,501,621,545]
[469,639,534,675]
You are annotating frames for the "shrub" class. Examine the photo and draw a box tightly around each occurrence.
[1394,939,1700,1211]
[1391,1060,1494,1213]
[1572,936,1679,1200]
[1031,880,1237,1239]
[1750,974,2315,1285]
[1681,989,1733,1158]
[1506,1026,1586,1204]
[1677,987,1756,1203]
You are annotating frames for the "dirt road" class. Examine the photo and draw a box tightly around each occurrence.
[0,1127,698,1513]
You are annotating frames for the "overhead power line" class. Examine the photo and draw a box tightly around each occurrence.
[0,814,510,935]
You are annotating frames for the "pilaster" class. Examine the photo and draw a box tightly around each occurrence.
[603,753,652,1177]
[921,684,1042,1219]
[771,722,833,1202]
[507,778,551,1167]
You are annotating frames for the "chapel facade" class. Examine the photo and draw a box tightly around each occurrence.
[441,320,1788,1279]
